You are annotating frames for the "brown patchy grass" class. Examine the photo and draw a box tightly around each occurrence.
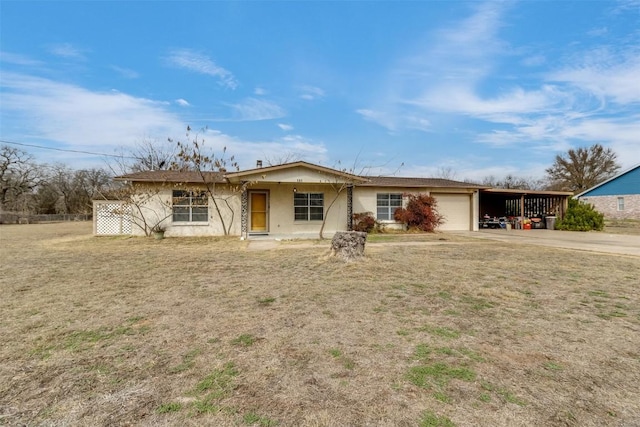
[605,219,640,236]
[1,222,639,427]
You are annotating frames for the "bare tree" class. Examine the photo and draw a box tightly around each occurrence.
[171,126,244,235]
[112,183,174,236]
[108,137,178,176]
[0,145,43,212]
[546,144,620,193]
[434,166,457,180]
[264,152,301,166]
[479,174,545,190]
[316,157,405,239]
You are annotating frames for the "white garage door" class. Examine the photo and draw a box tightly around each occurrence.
[434,193,471,231]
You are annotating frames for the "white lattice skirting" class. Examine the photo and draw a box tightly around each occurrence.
[93,201,132,235]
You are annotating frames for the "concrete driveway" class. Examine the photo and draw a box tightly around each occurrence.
[452,229,640,257]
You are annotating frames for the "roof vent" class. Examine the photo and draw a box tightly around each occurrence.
[256,160,263,168]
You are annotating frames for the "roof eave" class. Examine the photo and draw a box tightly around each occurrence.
[574,164,640,198]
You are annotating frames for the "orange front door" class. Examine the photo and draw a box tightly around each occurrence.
[250,192,268,232]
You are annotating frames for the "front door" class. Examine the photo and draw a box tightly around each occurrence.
[249,191,268,233]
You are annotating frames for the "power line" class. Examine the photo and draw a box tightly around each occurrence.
[0,139,138,160]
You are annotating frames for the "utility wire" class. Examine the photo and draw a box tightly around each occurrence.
[0,139,138,160]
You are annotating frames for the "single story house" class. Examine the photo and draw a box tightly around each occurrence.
[574,164,640,220]
[95,161,487,237]
[94,161,574,237]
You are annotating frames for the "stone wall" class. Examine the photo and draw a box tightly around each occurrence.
[581,194,640,220]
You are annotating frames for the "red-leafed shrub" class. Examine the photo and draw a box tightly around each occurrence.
[393,194,444,232]
[352,212,378,233]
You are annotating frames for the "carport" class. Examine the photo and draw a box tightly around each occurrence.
[479,188,572,228]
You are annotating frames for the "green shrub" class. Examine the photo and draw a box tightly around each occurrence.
[394,194,443,232]
[556,199,604,231]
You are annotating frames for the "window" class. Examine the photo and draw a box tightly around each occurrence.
[618,197,625,211]
[172,190,208,222]
[377,193,403,220]
[294,192,324,221]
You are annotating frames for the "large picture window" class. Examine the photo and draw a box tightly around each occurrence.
[172,190,208,222]
[294,192,324,221]
[377,193,403,220]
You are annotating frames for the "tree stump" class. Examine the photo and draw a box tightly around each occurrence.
[330,231,367,261]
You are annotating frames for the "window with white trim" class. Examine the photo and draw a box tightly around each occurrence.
[377,193,403,220]
[172,190,208,222]
[294,192,324,221]
[617,197,625,211]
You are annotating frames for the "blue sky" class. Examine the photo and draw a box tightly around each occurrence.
[1,0,639,180]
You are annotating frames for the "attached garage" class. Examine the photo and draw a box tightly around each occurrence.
[355,177,484,232]
[433,193,473,231]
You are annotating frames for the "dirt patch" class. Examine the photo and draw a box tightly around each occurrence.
[1,222,639,426]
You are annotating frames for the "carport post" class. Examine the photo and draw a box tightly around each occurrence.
[520,195,525,224]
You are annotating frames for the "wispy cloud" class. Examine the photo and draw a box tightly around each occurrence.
[48,43,87,60]
[227,97,286,121]
[0,70,328,169]
[299,85,325,100]
[110,65,139,79]
[357,109,430,132]
[165,48,238,89]
[175,98,190,107]
[278,123,294,131]
[547,48,640,105]
[193,129,328,167]
[356,1,640,166]
[254,87,267,95]
[0,51,43,66]
[0,72,184,159]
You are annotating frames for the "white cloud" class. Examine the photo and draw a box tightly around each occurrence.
[0,51,43,66]
[521,55,546,67]
[165,48,238,89]
[196,129,328,168]
[0,72,185,161]
[278,123,293,131]
[227,97,286,121]
[175,98,190,107]
[357,109,430,132]
[254,87,267,95]
[356,0,639,167]
[110,65,139,79]
[299,85,325,100]
[588,27,608,37]
[48,43,87,60]
[547,49,640,105]
[0,72,329,169]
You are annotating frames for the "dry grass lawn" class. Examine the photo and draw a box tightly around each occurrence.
[605,219,640,236]
[1,222,639,427]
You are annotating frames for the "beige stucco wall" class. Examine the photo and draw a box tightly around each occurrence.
[353,187,479,231]
[580,195,640,220]
[353,186,404,230]
[232,166,347,184]
[247,182,348,236]
[129,181,480,237]
[130,184,241,237]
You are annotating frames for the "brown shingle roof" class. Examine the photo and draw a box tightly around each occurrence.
[361,176,487,189]
[113,167,487,189]
[114,170,226,184]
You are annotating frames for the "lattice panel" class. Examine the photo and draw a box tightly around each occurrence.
[95,202,132,235]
